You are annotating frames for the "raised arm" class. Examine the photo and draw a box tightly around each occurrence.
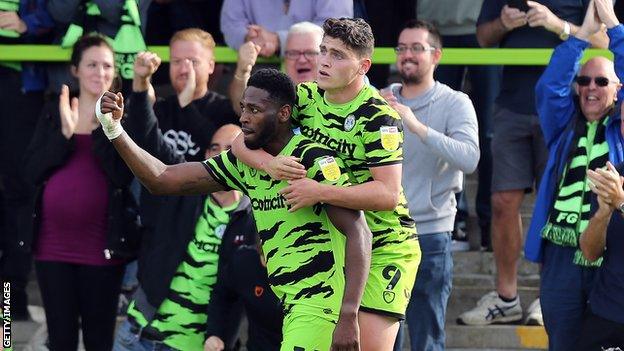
[534,2,604,146]
[527,1,608,49]
[595,0,624,101]
[111,132,224,195]
[326,205,371,351]
[228,41,261,115]
[125,52,188,164]
[97,92,225,196]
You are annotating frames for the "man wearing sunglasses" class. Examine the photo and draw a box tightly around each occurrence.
[524,1,624,350]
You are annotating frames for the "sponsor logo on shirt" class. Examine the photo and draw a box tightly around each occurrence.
[192,238,219,253]
[251,195,287,211]
[318,156,341,182]
[300,126,356,157]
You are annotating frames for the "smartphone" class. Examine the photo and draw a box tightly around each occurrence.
[507,0,530,12]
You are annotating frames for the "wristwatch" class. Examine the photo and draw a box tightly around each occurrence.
[618,201,624,214]
[559,21,571,41]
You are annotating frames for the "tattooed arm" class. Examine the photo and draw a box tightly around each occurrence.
[111,131,225,195]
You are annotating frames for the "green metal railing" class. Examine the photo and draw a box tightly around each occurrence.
[0,45,614,65]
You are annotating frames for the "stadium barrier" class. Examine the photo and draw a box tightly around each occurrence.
[0,45,615,65]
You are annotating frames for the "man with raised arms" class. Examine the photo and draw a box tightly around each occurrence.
[231,17,421,350]
[96,69,371,351]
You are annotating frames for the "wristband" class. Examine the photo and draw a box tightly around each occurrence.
[95,94,124,140]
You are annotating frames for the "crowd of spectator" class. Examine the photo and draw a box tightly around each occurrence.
[2,0,624,350]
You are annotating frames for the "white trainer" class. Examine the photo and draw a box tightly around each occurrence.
[525,298,544,326]
[457,291,523,325]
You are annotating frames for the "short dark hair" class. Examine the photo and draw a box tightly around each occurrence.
[70,34,114,67]
[247,69,296,107]
[401,19,443,49]
[322,17,374,57]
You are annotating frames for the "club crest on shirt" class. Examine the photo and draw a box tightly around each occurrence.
[318,156,341,182]
[380,126,399,151]
[344,114,356,131]
[383,290,396,304]
[214,224,226,239]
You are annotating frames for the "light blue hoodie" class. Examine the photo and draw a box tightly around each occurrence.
[389,81,480,234]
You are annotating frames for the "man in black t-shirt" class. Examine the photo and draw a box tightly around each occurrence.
[126,28,242,229]
[458,0,608,327]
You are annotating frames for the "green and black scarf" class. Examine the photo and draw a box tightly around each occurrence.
[541,116,610,266]
[60,0,146,80]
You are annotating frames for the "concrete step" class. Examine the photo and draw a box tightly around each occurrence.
[453,273,540,288]
[446,286,540,324]
[446,325,547,350]
[6,320,41,351]
[452,251,540,276]
[10,312,546,351]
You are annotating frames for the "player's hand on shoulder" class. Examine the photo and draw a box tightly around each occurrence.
[265,155,306,180]
[204,336,224,351]
[380,87,417,125]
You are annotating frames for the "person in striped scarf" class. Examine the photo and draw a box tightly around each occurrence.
[524,0,624,350]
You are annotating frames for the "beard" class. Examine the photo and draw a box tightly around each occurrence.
[243,120,278,150]
[398,59,426,85]
[399,71,424,85]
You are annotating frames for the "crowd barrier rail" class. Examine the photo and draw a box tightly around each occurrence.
[0,45,615,65]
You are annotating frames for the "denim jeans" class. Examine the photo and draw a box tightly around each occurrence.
[121,260,139,291]
[541,242,597,351]
[113,319,175,351]
[395,232,453,351]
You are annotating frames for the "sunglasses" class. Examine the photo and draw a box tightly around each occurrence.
[575,75,617,87]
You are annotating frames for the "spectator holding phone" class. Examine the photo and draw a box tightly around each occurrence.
[459,0,609,327]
